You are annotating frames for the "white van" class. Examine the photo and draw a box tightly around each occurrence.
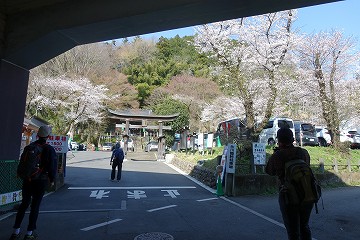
[258,117,295,145]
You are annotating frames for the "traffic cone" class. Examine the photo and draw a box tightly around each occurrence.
[216,174,224,196]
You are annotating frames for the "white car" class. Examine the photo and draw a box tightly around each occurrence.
[315,126,331,146]
[120,138,134,152]
[340,132,353,143]
[70,141,79,150]
[258,117,295,145]
[102,142,113,151]
[316,126,355,147]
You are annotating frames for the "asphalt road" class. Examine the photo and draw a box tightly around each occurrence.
[1,150,359,240]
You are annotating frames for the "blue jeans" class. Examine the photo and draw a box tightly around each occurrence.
[14,178,48,231]
[279,192,314,240]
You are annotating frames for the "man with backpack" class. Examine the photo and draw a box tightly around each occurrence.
[110,142,124,182]
[265,128,315,240]
[9,125,57,240]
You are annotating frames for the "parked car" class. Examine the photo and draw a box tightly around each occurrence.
[120,138,134,152]
[346,130,359,138]
[316,126,356,147]
[350,134,360,149]
[78,143,87,151]
[315,126,331,147]
[102,142,113,151]
[258,117,295,145]
[145,141,158,152]
[294,121,319,146]
[70,141,79,150]
[340,132,353,143]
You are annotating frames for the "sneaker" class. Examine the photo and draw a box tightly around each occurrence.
[23,233,37,240]
[9,233,21,240]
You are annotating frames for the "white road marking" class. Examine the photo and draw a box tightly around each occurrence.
[81,218,122,231]
[165,162,318,240]
[161,189,180,198]
[68,186,196,190]
[121,200,127,210]
[0,212,15,221]
[196,197,219,202]
[37,208,125,214]
[220,197,285,228]
[127,190,147,199]
[165,163,216,193]
[90,190,110,199]
[147,205,177,212]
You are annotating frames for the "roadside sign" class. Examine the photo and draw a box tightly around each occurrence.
[46,135,69,153]
[226,144,236,173]
[0,190,22,206]
[252,142,266,165]
[219,146,228,181]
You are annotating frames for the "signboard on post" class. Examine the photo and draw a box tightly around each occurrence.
[252,142,266,165]
[226,144,236,173]
[207,133,214,148]
[46,135,69,153]
[197,133,204,152]
[219,145,228,181]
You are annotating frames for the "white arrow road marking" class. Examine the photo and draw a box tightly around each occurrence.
[81,218,122,231]
[147,205,177,212]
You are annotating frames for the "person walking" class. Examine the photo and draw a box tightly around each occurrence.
[265,128,313,240]
[110,143,124,182]
[9,125,57,240]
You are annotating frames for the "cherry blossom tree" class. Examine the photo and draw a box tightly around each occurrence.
[194,10,298,140]
[201,96,244,131]
[295,30,360,147]
[26,75,109,136]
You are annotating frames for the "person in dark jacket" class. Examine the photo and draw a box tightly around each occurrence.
[9,125,57,240]
[110,143,124,182]
[265,128,313,240]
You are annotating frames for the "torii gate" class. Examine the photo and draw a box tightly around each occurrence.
[108,109,179,160]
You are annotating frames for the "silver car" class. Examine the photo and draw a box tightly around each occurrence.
[145,141,158,152]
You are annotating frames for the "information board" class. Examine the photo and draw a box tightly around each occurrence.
[252,142,266,165]
[226,144,236,173]
[46,135,69,153]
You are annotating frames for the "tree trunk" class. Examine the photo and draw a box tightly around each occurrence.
[315,53,340,147]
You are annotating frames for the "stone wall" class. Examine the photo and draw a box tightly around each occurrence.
[170,154,360,196]
[171,155,217,188]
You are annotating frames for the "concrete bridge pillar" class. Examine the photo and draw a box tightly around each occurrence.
[0,60,29,162]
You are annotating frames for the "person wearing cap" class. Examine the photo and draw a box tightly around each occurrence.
[110,142,124,182]
[265,127,313,240]
[9,125,57,240]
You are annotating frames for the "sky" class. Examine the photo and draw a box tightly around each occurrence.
[138,0,359,48]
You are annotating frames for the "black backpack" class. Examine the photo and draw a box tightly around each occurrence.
[114,148,124,162]
[283,149,323,213]
[17,143,45,180]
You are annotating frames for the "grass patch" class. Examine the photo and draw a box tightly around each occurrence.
[173,145,360,174]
